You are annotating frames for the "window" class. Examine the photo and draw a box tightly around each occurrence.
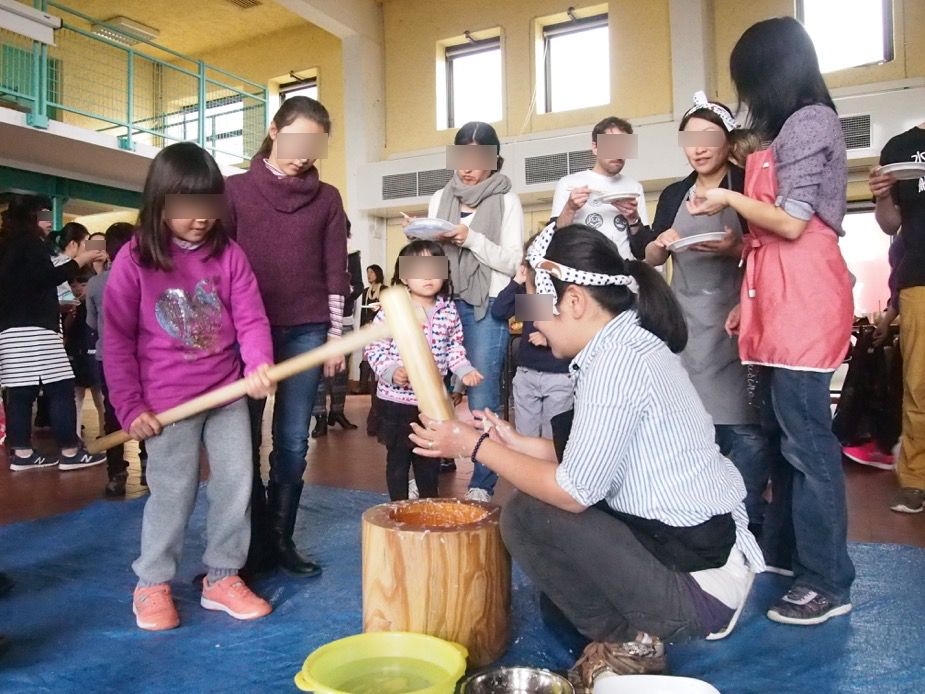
[445,36,502,129]
[839,208,892,315]
[797,0,893,73]
[163,96,247,167]
[543,14,609,114]
[279,77,318,109]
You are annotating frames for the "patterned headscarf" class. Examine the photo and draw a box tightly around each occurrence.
[526,224,637,316]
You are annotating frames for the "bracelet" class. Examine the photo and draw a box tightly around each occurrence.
[471,432,490,464]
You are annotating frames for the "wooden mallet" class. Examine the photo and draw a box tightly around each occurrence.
[87,285,455,454]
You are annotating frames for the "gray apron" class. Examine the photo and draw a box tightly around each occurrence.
[670,187,756,425]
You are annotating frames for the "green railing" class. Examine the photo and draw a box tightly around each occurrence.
[0,1,268,168]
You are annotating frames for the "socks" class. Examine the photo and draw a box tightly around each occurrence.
[206,568,237,584]
[136,578,165,589]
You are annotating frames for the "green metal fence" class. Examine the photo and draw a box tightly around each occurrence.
[0,1,268,168]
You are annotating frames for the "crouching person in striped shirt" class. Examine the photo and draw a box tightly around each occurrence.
[410,223,765,691]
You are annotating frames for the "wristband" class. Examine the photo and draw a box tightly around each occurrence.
[471,432,490,464]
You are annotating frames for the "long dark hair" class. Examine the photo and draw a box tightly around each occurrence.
[391,240,453,299]
[730,16,835,140]
[52,221,89,254]
[455,121,504,172]
[135,142,229,271]
[256,96,331,159]
[540,225,687,353]
[0,194,52,240]
[367,264,384,285]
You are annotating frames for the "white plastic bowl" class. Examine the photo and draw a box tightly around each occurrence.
[592,674,721,694]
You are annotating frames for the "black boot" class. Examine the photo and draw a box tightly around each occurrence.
[242,476,277,577]
[268,482,322,577]
[328,412,357,430]
[311,416,328,438]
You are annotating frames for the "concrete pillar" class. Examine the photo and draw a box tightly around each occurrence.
[669,0,716,120]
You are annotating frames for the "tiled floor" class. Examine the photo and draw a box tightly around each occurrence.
[1,395,923,550]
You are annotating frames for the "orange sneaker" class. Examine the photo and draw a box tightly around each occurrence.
[133,584,180,631]
[200,576,272,620]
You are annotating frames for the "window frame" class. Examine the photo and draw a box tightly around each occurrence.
[279,76,318,104]
[445,36,501,129]
[542,12,609,114]
[795,0,894,72]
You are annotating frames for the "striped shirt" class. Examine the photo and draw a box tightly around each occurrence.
[556,309,765,571]
[264,158,344,338]
[0,326,74,387]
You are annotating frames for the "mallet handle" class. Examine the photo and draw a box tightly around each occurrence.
[87,321,391,454]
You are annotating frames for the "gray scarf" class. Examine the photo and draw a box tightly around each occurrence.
[436,172,511,320]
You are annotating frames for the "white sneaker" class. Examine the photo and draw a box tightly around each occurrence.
[408,479,419,500]
[464,488,492,503]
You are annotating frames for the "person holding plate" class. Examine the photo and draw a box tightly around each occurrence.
[869,121,925,514]
[551,116,648,261]
[410,121,523,502]
[631,93,771,534]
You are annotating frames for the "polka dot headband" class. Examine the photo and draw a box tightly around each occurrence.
[526,224,638,316]
[683,91,739,133]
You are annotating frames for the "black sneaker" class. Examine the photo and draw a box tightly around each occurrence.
[105,471,129,497]
[9,452,58,471]
[59,448,106,471]
[767,586,852,625]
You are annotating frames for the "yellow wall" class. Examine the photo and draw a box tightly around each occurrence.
[382,0,672,155]
[188,24,346,194]
[72,210,138,234]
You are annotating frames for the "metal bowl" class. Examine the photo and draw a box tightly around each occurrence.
[459,667,574,694]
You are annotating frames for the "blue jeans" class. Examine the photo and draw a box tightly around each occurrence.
[255,323,327,485]
[761,367,855,603]
[6,378,78,450]
[715,424,772,530]
[456,299,508,492]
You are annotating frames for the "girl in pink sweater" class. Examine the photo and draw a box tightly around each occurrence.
[105,142,275,631]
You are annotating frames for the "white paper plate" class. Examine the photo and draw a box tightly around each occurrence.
[593,674,721,694]
[666,232,728,252]
[597,192,638,203]
[404,218,457,239]
[879,162,925,180]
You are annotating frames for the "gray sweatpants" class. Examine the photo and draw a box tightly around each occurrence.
[512,367,574,439]
[132,399,252,585]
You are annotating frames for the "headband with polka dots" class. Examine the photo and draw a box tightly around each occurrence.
[526,224,638,316]
[683,91,739,133]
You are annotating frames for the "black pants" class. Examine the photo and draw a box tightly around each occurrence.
[386,445,439,501]
[500,492,707,644]
[99,365,146,478]
[6,378,78,450]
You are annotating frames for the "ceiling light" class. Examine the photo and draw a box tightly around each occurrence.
[91,16,159,46]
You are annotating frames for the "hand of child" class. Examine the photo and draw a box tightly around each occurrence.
[653,228,680,248]
[244,363,275,399]
[461,370,483,387]
[393,367,410,387]
[129,411,162,441]
[868,165,895,199]
[725,303,741,337]
[324,356,346,378]
[527,331,548,347]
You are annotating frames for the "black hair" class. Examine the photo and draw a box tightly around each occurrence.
[71,266,96,284]
[730,16,836,141]
[104,222,135,260]
[0,194,53,239]
[136,142,229,271]
[454,121,504,172]
[367,264,384,285]
[592,116,634,142]
[56,221,89,253]
[391,239,453,299]
[538,225,688,353]
[256,96,331,159]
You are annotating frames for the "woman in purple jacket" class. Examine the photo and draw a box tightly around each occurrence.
[225,96,351,578]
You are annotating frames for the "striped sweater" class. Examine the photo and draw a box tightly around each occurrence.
[365,298,474,405]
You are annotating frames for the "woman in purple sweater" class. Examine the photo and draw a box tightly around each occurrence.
[225,96,351,577]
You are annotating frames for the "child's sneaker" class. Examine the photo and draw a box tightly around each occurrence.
[200,576,272,620]
[133,584,180,631]
[842,441,894,470]
[105,472,128,497]
[9,452,57,471]
[766,586,852,625]
[59,448,106,471]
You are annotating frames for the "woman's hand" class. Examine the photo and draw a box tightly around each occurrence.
[725,303,741,336]
[439,224,470,246]
[653,228,680,249]
[75,249,106,268]
[409,414,481,459]
[461,370,483,387]
[324,356,346,378]
[244,363,275,399]
[689,226,740,255]
[687,187,730,216]
[129,411,162,441]
[527,331,548,347]
[401,214,417,229]
[393,367,410,387]
[868,165,895,199]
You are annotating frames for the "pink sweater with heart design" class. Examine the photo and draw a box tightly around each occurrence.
[103,238,273,429]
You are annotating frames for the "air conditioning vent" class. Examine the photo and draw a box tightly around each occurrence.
[568,149,594,174]
[225,0,263,8]
[418,168,453,197]
[382,173,417,200]
[840,114,871,150]
[525,152,568,185]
